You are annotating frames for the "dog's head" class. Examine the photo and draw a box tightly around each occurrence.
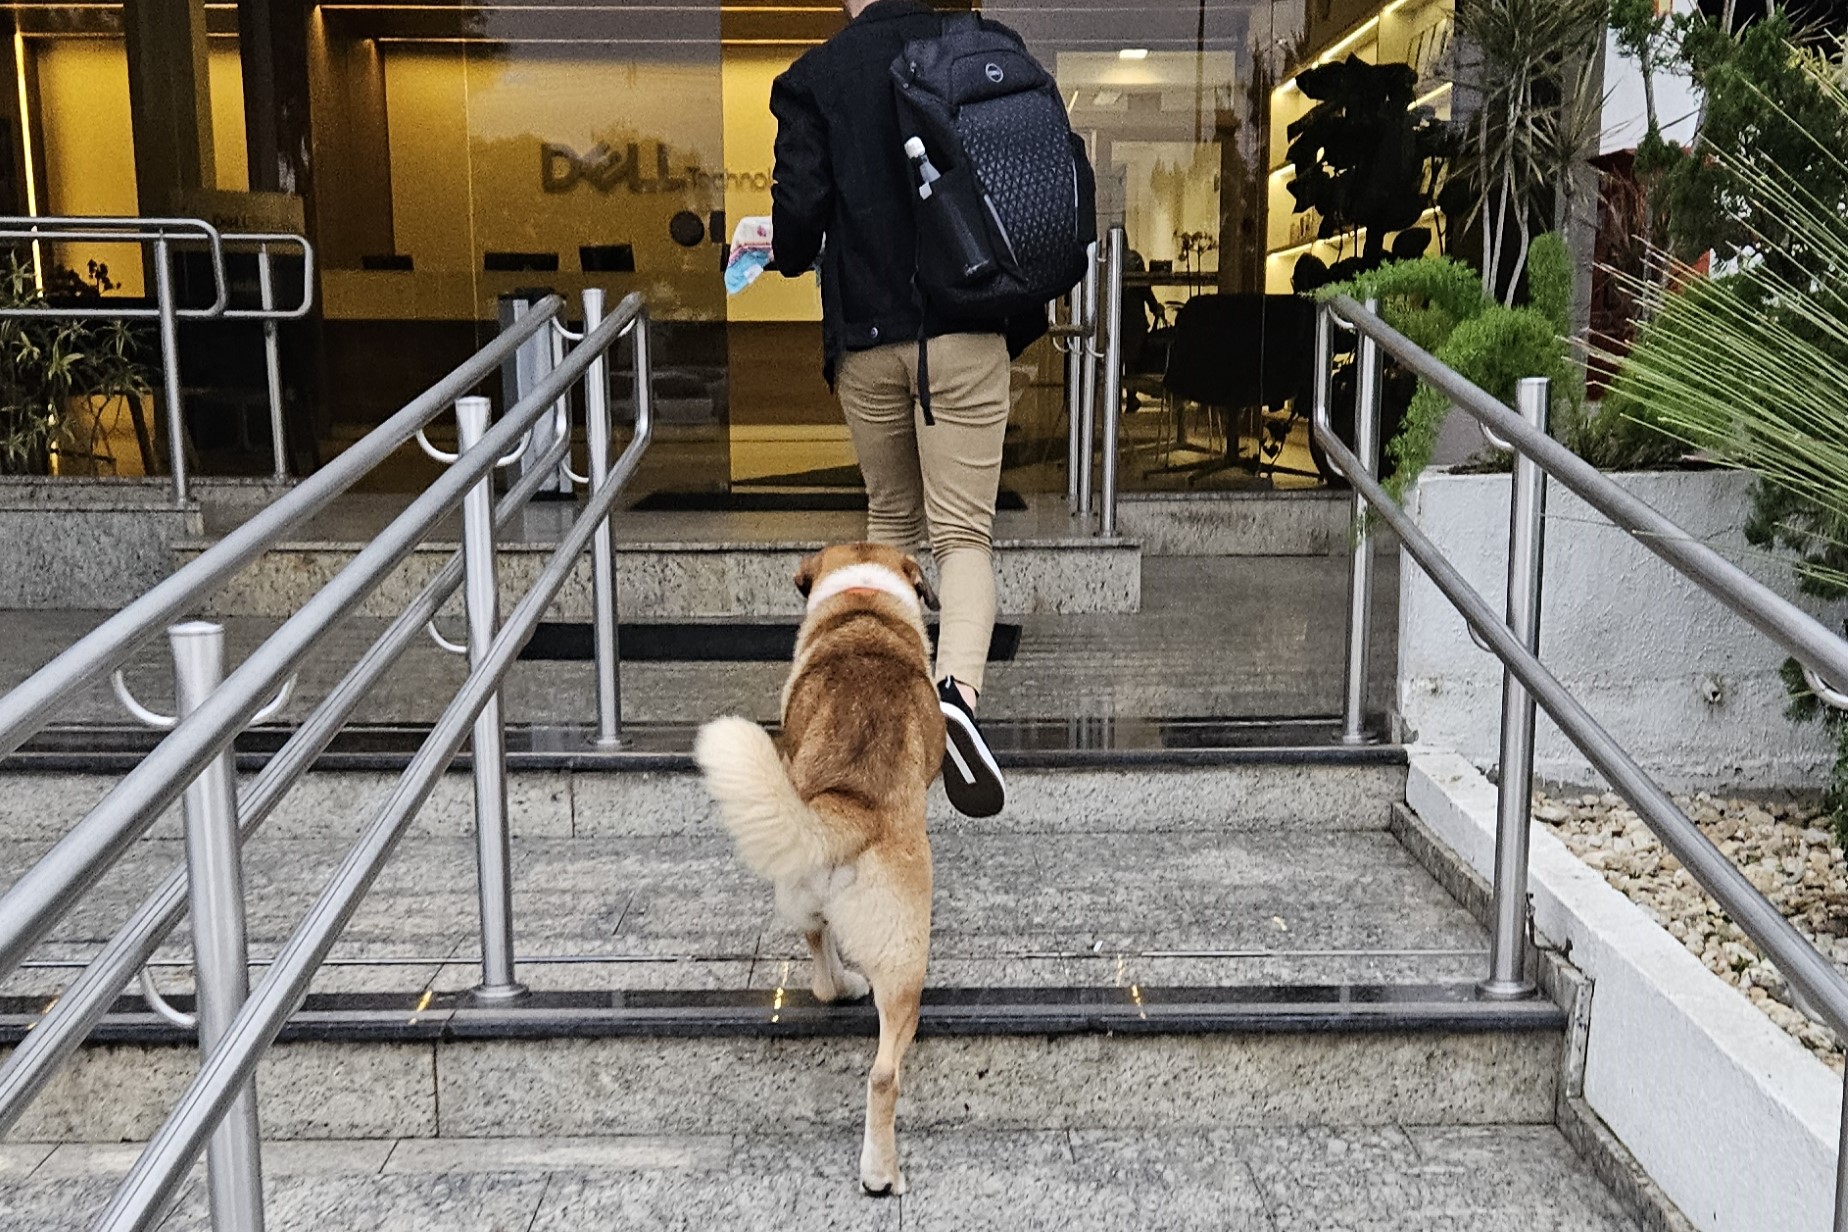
[795,543,940,613]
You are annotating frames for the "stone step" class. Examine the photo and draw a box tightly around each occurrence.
[0,745,1409,845]
[0,1123,1647,1231]
[2,746,1429,1009]
[0,744,1551,1159]
[0,762,1452,998]
[1,551,1395,727]
[3,1007,1562,1145]
[0,747,1535,1148]
[2,825,1475,991]
[171,537,1142,620]
[1117,490,1351,557]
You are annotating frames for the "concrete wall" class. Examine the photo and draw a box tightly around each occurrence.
[1399,468,1844,790]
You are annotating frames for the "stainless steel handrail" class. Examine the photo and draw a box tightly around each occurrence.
[1315,293,1848,1230]
[1065,227,1126,535]
[92,300,656,1232]
[0,297,561,770]
[0,286,653,1230]
[1098,227,1125,538]
[231,234,316,480]
[218,233,315,322]
[0,216,320,496]
[0,295,632,983]
[0,217,231,319]
[0,415,576,1133]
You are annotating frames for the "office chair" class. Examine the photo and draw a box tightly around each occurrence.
[1145,293,1318,484]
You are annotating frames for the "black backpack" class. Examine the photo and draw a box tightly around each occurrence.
[891,14,1096,416]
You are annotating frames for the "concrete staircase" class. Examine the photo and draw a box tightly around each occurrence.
[0,745,1657,1230]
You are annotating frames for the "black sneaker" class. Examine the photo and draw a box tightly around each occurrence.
[938,678,1005,818]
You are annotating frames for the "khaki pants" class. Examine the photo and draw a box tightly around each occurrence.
[835,333,1010,694]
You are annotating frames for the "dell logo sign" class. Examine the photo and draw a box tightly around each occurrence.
[985,62,1004,84]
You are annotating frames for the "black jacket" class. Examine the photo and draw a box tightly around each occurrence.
[770,0,1046,384]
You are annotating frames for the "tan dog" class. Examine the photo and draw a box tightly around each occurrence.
[694,542,943,1196]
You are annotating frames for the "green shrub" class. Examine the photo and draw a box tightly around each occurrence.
[1388,304,1569,492]
[1315,234,1618,495]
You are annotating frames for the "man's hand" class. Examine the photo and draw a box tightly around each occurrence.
[725,217,777,295]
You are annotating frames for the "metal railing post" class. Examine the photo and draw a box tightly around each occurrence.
[581,290,625,749]
[546,325,575,499]
[508,297,566,500]
[1340,298,1382,744]
[1064,285,1084,513]
[256,245,288,481]
[167,621,265,1232]
[151,235,188,506]
[1480,376,1549,1000]
[1077,240,1101,516]
[1098,226,1126,537]
[454,395,526,1003]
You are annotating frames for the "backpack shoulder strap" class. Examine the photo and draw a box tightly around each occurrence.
[939,11,982,36]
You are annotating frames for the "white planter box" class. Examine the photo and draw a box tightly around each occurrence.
[1409,750,1841,1232]
[1399,468,1845,790]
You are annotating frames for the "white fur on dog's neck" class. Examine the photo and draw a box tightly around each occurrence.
[806,562,921,614]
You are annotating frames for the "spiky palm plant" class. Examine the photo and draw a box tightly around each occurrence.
[1455,0,1609,303]
[1607,53,1848,591]
[1605,46,1848,841]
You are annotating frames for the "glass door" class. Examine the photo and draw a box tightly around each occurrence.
[979,0,1315,496]
[313,0,730,500]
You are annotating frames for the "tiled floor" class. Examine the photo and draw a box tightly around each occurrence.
[0,1126,1642,1231]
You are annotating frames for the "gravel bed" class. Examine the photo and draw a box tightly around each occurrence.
[1535,789,1846,1073]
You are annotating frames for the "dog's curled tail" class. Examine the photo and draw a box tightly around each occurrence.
[694,716,835,883]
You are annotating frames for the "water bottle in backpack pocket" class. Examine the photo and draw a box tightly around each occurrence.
[904,137,1000,287]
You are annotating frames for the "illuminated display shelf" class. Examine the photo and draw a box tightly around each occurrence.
[1263,0,1455,292]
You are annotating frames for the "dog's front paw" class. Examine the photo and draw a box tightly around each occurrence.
[818,969,870,1003]
[860,1166,907,1197]
[860,1136,906,1196]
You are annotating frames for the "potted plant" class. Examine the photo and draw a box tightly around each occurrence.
[1283,55,1458,482]
[1284,55,1456,293]
[0,254,152,476]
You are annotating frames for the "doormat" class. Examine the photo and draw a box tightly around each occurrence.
[630,488,1029,513]
[519,622,1023,663]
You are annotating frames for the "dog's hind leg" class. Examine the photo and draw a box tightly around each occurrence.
[778,876,870,1004]
[830,853,930,1198]
[825,843,931,1196]
[805,925,869,1003]
[859,966,922,1196]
